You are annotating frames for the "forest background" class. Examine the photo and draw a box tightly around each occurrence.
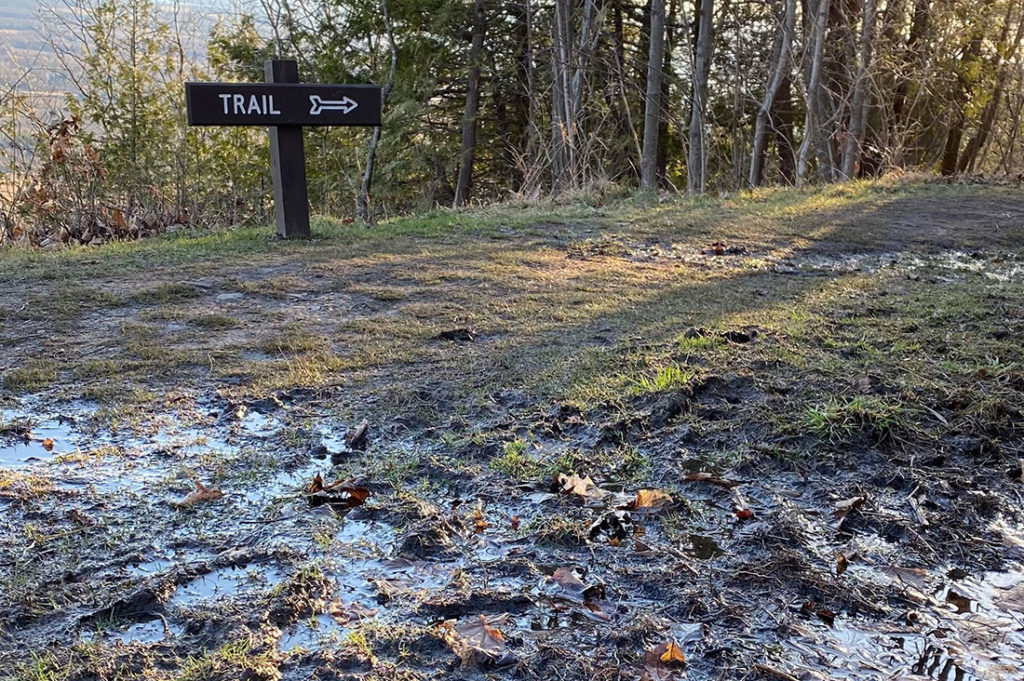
[1,0,1023,246]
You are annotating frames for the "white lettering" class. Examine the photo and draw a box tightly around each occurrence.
[247,95,260,115]
[232,94,244,115]
[268,95,281,115]
[219,93,231,114]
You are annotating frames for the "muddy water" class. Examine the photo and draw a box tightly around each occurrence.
[3,378,1024,680]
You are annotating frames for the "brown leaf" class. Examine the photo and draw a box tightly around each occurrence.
[735,507,754,521]
[509,515,520,530]
[472,508,489,533]
[836,553,849,577]
[553,472,606,499]
[445,614,507,666]
[832,496,866,518]
[328,598,377,625]
[172,480,224,508]
[345,419,369,450]
[41,438,55,452]
[552,566,584,588]
[628,489,673,509]
[644,640,687,681]
[683,471,738,489]
[801,601,836,626]
[305,475,370,509]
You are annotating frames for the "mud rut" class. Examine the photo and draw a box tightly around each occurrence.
[2,195,1024,681]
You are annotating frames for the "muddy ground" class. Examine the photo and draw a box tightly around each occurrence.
[1,181,1024,680]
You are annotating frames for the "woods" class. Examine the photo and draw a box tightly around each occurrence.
[3,0,1024,244]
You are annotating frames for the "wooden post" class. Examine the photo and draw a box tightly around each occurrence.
[266,60,310,239]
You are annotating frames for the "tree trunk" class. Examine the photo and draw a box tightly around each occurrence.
[641,0,666,190]
[550,0,569,190]
[356,0,396,224]
[749,0,797,187]
[940,13,987,176]
[774,73,797,183]
[958,4,1024,174]
[797,0,830,186]
[840,0,876,180]
[454,0,487,207]
[687,0,714,193]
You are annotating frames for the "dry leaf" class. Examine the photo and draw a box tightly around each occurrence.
[328,599,377,625]
[472,508,489,533]
[305,474,370,509]
[345,419,369,450]
[832,496,866,518]
[172,480,224,508]
[510,515,520,530]
[41,438,55,452]
[735,507,754,521]
[553,472,606,499]
[629,489,673,509]
[644,640,687,680]
[836,553,849,576]
[683,471,738,489]
[444,614,507,667]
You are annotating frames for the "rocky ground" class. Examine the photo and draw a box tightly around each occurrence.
[1,180,1023,680]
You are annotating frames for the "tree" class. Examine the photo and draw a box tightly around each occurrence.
[749,0,797,187]
[641,0,666,191]
[797,0,831,186]
[454,0,487,206]
[687,0,714,193]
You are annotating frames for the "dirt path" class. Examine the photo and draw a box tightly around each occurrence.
[2,182,1024,680]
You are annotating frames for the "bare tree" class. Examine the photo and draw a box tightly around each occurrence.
[749,0,797,187]
[797,0,831,186]
[356,0,396,223]
[641,0,666,191]
[840,0,877,180]
[958,1,1024,173]
[687,0,714,193]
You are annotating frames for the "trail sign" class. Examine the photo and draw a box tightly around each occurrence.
[185,60,382,239]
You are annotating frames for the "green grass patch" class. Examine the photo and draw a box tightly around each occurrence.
[804,395,914,445]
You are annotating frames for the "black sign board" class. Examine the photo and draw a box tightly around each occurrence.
[185,60,382,239]
[185,83,382,127]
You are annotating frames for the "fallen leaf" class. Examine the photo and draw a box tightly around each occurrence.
[472,508,489,533]
[683,471,738,489]
[588,510,633,544]
[832,496,866,522]
[41,438,54,451]
[644,640,687,680]
[735,507,754,521]
[443,614,508,668]
[801,601,836,626]
[837,553,849,577]
[510,515,520,530]
[328,599,378,625]
[628,489,673,509]
[172,480,224,508]
[305,474,370,509]
[345,419,369,450]
[553,472,606,499]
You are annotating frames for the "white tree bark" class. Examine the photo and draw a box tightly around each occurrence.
[641,0,666,191]
[749,0,797,187]
[797,0,830,187]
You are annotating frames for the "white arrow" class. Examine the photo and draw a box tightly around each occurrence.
[309,95,358,116]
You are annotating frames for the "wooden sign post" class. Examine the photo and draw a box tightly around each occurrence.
[185,60,381,239]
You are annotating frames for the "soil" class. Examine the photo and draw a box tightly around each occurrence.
[1,182,1024,680]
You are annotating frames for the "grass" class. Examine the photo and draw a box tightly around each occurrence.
[490,438,544,479]
[629,365,697,395]
[804,396,914,445]
[2,179,1024,680]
